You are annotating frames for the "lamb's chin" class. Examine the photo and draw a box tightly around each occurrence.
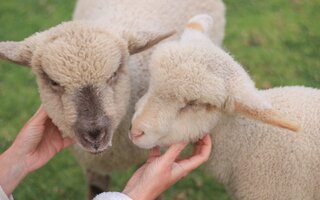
[76,135,113,154]
[156,138,188,147]
[132,140,157,149]
[82,144,111,154]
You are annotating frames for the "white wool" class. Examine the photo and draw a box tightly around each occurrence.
[0,1,226,195]
[131,15,320,199]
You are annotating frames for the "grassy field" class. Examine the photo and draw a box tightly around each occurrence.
[0,0,319,199]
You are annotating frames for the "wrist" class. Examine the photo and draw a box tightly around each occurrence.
[123,190,141,200]
[0,146,29,196]
[123,188,153,200]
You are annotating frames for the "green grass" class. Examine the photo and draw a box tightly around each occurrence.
[0,0,319,199]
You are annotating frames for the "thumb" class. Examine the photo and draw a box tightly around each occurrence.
[26,105,48,126]
[63,137,75,149]
[161,142,187,165]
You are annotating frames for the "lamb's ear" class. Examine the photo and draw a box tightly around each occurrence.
[123,30,176,55]
[0,32,47,67]
[0,41,32,67]
[225,90,300,132]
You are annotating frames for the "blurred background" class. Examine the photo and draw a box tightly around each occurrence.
[0,0,319,199]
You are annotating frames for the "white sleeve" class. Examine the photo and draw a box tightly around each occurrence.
[0,185,14,200]
[93,192,133,200]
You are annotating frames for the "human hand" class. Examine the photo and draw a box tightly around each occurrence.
[0,105,74,195]
[8,105,74,173]
[123,134,212,200]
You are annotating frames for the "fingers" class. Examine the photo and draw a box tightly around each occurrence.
[147,146,161,163]
[162,142,187,164]
[48,122,74,149]
[27,105,48,125]
[175,135,212,173]
[192,134,211,156]
[149,146,161,157]
[196,134,212,159]
[18,105,48,140]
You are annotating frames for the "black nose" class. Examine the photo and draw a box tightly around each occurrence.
[88,129,103,141]
[81,128,106,143]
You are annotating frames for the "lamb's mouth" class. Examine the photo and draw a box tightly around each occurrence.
[76,132,113,154]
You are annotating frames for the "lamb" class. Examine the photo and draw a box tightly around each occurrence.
[130,15,320,200]
[0,1,226,198]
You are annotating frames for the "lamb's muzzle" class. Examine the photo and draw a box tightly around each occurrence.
[73,85,113,153]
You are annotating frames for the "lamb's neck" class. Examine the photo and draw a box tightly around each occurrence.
[208,114,245,185]
[212,113,254,144]
[209,112,265,183]
[210,113,230,138]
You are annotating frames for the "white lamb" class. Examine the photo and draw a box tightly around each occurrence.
[0,1,225,198]
[130,15,320,200]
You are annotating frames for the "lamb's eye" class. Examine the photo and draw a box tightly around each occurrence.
[186,100,196,106]
[112,71,118,79]
[48,78,64,93]
[180,100,197,111]
[107,70,119,85]
[41,71,64,93]
[49,79,59,87]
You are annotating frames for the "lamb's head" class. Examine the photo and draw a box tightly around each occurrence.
[130,15,300,149]
[0,21,174,153]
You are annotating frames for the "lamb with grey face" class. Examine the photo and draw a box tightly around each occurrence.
[0,22,173,153]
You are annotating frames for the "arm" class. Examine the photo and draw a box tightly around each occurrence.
[0,105,74,196]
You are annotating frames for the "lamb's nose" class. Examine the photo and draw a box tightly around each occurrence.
[85,129,105,142]
[130,128,145,140]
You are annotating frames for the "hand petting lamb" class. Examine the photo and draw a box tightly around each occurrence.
[130,14,320,200]
[0,0,225,198]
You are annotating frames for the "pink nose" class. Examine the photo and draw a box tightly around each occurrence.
[130,128,145,140]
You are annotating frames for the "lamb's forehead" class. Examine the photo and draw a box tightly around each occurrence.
[35,25,126,86]
[150,40,234,73]
[148,42,228,103]
[150,41,222,76]
[149,49,208,101]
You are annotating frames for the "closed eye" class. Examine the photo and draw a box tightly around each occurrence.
[107,62,124,86]
[41,71,64,93]
[180,100,197,111]
[179,100,218,113]
[107,70,118,84]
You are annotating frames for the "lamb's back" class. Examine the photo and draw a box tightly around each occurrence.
[209,86,320,198]
[73,0,225,45]
[263,86,320,140]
